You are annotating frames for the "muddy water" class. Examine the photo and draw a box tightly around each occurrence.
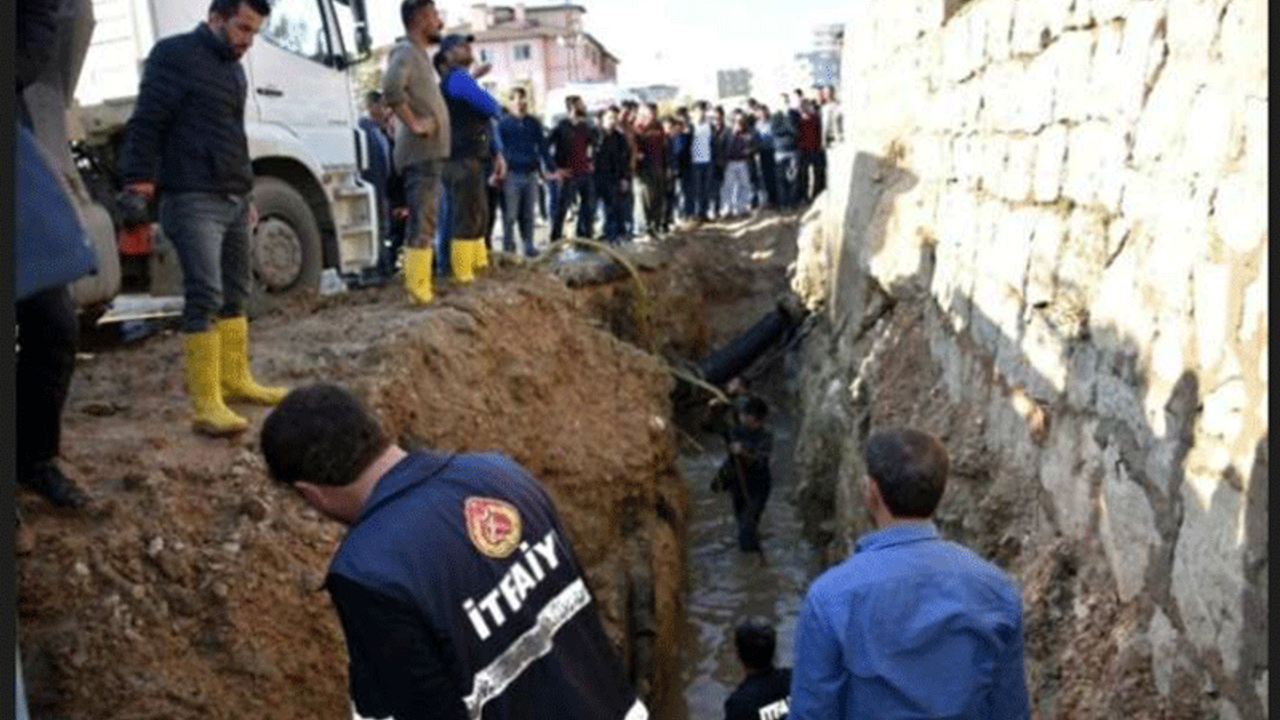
[675,405,823,719]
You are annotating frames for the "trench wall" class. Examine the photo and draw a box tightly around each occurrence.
[790,0,1266,717]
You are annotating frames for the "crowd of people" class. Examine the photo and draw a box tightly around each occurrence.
[358,1,845,301]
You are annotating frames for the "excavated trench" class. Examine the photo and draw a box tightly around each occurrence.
[17,211,809,719]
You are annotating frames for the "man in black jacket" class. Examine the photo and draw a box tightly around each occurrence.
[260,384,648,720]
[119,0,286,437]
[725,619,791,720]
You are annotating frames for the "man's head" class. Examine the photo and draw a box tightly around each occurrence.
[364,90,385,119]
[755,103,770,120]
[566,95,587,119]
[863,428,949,522]
[510,87,529,116]
[734,618,777,672]
[400,0,443,43]
[694,101,708,122]
[602,107,618,131]
[740,395,768,425]
[438,33,475,68]
[207,0,269,60]
[260,384,394,523]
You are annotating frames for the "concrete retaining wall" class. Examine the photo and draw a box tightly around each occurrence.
[790,0,1266,716]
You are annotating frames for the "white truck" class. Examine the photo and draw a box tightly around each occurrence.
[48,0,386,320]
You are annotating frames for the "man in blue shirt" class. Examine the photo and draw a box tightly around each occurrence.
[790,428,1029,720]
[496,87,552,257]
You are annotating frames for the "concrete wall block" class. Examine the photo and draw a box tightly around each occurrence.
[1148,606,1180,696]
[1239,96,1267,177]
[980,135,1009,193]
[1239,257,1266,343]
[1060,208,1111,299]
[1032,122,1068,202]
[1116,1,1166,122]
[1182,87,1237,177]
[1000,135,1036,202]
[966,5,991,76]
[1193,262,1230,370]
[1052,31,1100,123]
[1219,0,1269,95]
[1210,172,1267,254]
[1090,0,1131,22]
[1040,418,1101,537]
[1009,0,1046,55]
[984,0,1016,62]
[942,18,970,82]
[1165,0,1223,57]
[1100,443,1161,603]
[1201,376,1248,445]
[1172,479,1246,676]
[1063,120,1127,211]
[1021,307,1071,395]
[1026,207,1066,305]
[1132,60,1197,166]
[991,204,1037,290]
[1089,239,1154,357]
[1016,51,1057,131]
[1086,20,1126,121]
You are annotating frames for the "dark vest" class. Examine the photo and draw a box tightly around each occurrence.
[441,69,494,161]
[329,451,642,720]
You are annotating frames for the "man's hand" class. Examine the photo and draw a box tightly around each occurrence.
[471,62,492,79]
[411,115,437,137]
[127,181,156,201]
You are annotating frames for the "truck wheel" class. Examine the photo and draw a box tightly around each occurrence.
[251,176,323,295]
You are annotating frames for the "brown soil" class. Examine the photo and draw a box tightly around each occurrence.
[17,210,801,719]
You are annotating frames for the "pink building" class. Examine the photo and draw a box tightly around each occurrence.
[446,3,620,115]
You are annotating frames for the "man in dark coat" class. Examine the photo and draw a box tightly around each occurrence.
[725,619,791,720]
[118,0,287,436]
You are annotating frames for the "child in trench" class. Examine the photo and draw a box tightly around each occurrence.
[711,394,773,555]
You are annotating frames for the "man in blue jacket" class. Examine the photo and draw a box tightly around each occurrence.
[118,0,287,436]
[436,33,506,283]
[496,87,552,258]
[260,384,648,720]
[790,428,1029,719]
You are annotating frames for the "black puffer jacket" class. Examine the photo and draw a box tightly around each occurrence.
[120,23,253,195]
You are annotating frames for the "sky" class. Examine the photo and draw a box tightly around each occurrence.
[364,0,854,97]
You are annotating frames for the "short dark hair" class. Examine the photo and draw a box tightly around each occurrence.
[511,87,527,99]
[260,384,392,488]
[734,619,776,671]
[864,428,949,518]
[565,95,582,109]
[400,0,434,30]
[210,0,271,18]
[741,396,768,421]
[364,90,383,107]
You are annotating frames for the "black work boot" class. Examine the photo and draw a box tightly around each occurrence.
[19,463,90,509]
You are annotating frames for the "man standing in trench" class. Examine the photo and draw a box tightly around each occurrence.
[119,0,287,437]
[260,383,648,720]
[790,428,1029,719]
[383,0,450,302]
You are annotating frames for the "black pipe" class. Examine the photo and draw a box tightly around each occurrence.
[696,296,807,386]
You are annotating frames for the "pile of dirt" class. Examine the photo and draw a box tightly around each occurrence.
[19,271,684,719]
[18,210,803,720]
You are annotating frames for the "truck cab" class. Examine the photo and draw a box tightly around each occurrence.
[68,0,382,316]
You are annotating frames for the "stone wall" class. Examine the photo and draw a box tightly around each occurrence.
[789,0,1266,717]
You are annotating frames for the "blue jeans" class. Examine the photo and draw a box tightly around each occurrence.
[503,170,538,255]
[774,151,798,207]
[550,173,595,240]
[159,192,251,333]
[691,162,714,219]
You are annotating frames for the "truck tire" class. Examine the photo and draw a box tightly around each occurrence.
[251,175,323,296]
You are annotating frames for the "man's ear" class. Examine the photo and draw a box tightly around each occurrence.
[294,481,331,514]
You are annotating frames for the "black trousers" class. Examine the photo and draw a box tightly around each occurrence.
[16,285,77,474]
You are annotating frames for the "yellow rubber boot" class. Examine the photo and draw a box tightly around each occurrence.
[184,330,249,436]
[451,238,475,283]
[471,239,490,271]
[216,316,288,406]
[403,247,434,303]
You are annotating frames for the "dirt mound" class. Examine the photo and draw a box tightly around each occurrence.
[18,271,684,719]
